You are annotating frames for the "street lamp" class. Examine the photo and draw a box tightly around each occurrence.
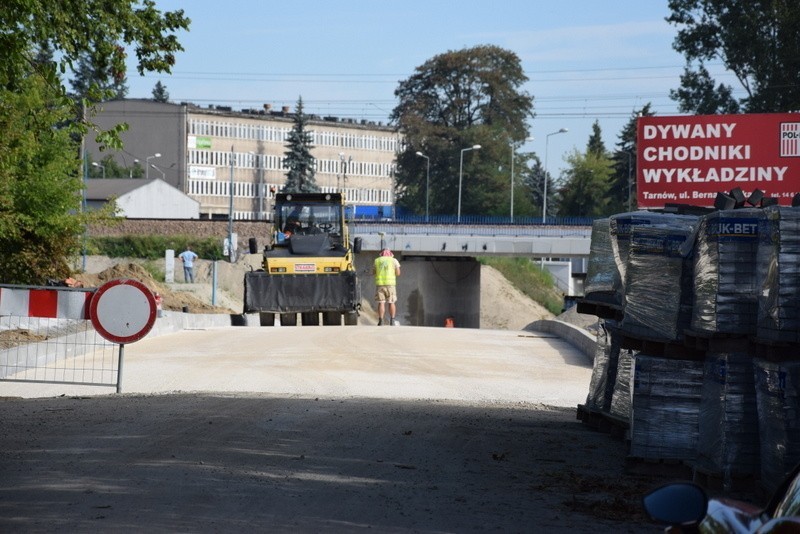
[228,146,235,261]
[543,129,568,223]
[338,153,352,191]
[146,153,161,180]
[130,158,139,178]
[92,162,105,178]
[415,151,430,221]
[458,144,481,223]
[149,164,165,180]
[249,151,265,219]
[510,137,534,222]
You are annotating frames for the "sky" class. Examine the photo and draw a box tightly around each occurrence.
[123,1,739,176]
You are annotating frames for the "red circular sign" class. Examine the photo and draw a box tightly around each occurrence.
[89,279,157,344]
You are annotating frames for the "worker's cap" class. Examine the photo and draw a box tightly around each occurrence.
[380,248,394,257]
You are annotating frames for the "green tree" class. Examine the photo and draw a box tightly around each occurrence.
[152,80,169,102]
[667,0,800,113]
[557,150,614,218]
[391,45,534,218]
[2,1,190,147]
[283,97,319,193]
[0,2,189,282]
[88,155,131,178]
[586,121,607,157]
[0,75,111,283]
[520,153,553,219]
[70,52,128,102]
[607,104,655,214]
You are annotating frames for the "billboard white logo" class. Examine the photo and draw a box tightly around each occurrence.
[780,123,800,157]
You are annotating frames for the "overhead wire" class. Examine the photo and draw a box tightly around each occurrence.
[122,62,749,120]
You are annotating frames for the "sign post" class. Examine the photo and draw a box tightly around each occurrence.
[89,279,157,393]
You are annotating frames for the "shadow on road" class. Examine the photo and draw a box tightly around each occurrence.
[0,394,658,532]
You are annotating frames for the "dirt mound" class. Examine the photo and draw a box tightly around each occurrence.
[0,329,48,349]
[72,263,235,314]
[480,265,554,329]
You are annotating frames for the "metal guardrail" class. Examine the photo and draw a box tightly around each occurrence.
[351,223,592,258]
[351,222,592,239]
[0,316,121,390]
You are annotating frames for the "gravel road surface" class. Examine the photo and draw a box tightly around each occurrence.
[0,326,660,532]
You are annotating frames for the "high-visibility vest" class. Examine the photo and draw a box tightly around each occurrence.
[374,256,397,286]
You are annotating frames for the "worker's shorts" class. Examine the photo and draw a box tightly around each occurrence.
[375,285,397,304]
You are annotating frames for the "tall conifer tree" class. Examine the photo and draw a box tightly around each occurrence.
[283,97,319,193]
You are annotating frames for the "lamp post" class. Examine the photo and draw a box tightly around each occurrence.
[415,151,430,221]
[146,153,161,180]
[543,129,567,223]
[130,158,139,178]
[228,146,235,261]
[150,164,165,180]
[458,144,481,223]
[92,162,105,178]
[338,153,352,192]
[249,151,264,219]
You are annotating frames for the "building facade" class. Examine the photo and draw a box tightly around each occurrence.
[86,99,401,221]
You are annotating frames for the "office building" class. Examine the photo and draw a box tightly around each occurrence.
[86,99,401,220]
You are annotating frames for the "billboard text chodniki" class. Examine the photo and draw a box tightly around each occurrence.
[637,113,800,209]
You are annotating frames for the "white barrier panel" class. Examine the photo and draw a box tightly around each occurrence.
[0,286,92,320]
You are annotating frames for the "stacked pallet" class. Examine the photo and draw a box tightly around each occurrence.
[692,209,763,335]
[578,199,800,495]
[757,206,800,343]
[754,360,800,493]
[697,350,760,487]
[620,218,697,341]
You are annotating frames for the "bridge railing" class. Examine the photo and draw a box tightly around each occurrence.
[352,221,593,238]
[351,214,596,227]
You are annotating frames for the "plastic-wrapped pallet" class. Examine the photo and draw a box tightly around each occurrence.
[585,321,620,412]
[757,206,800,343]
[584,218,622,306]
[630,353,704,461]
[692,209,764,335]
[621,217,698,341]
[609,344,634,422]
[610,211,695,297]
[697,351,760,481]
[754,358,800,495]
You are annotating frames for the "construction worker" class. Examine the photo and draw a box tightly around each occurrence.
[373,248,401,326]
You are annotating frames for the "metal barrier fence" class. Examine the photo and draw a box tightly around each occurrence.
[0,284,124,393]
[0,316,121,391]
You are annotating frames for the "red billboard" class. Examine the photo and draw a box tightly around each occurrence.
[637,113,800,208]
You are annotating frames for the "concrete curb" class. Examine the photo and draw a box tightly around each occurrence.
[525,319,596,364]
[145,312,261,339]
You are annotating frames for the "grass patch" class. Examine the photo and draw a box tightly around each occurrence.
[87,235,225,260]
[478,257,565,315]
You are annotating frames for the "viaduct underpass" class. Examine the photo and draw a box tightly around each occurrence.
[350,224,591,328]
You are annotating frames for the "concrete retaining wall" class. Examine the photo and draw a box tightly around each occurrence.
[526,319,596,364]
[145,311,257,339]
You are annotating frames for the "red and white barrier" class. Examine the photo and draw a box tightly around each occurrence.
[0,286,94,320]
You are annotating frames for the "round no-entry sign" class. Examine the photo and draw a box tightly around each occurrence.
[89,279,157,344]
